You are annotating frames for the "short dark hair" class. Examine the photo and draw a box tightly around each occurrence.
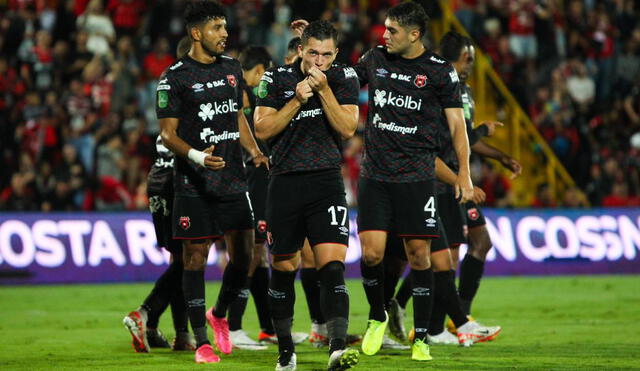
[387,1,429,37]
[239,45,272,71]
[439,31,471,62]
[301,20,338,47]
[287,37,301,54]
[184,1,226,30]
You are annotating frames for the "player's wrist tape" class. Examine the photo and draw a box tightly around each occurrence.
[187,148,207,167]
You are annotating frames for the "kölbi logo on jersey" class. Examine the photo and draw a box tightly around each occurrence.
[373,89,422,111]
[198,100,238,121]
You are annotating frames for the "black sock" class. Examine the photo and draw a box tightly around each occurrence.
[440,270,468,327]
[169,261,188,333]
[214,261,248,318]
[411,268,433,342]
[142,261,180,328]
[300,267,326,324]
[269,268,297,353]
[458,254,485,315]
[251,266,274,334]
[395,273,412,309]
[428,287,447,335]
[360,260,386,321]
[319,261,349,353]
[183,269,209,347]
[383,261,402,309]
[228,278,251,331]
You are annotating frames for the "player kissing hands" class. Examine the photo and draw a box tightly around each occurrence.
[296,79,314,104]
[307,67,328,92]
[203,145,225,170]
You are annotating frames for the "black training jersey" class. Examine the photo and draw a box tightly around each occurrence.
[156,55,247,196]
[354,46,462,182]
[255,60,359,176]
[436,84,487,194]
[147,135,174,197]
[241,79,270,164]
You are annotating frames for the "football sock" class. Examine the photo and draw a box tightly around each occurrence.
[360,260,386,322]
[319,261,349,353]
[458,254,485,315]
[383,261,402,308]
[169,261,188,333]
[395,273,412,309]
[300,267,326,325]
[143,260,181,328]
[183,269,209,347]
[228,278,251,331]
[251,266,274,334]
[214,261,248,318]
[411,268,433,342]
[269,268,297,353]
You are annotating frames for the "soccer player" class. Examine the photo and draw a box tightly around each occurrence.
[439,31,522,322]
[122,136,195,353]
[254,20,360,371]
[351,2,473,361]
[122,35,195,355]
[156,1,268,364]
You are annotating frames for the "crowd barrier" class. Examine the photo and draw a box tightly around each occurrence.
[0,208,638,284]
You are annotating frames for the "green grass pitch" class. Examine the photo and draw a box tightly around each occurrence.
[0,275,638,370]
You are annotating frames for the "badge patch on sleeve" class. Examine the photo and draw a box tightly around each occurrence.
[257,80,269,99]
[158,91,168,108]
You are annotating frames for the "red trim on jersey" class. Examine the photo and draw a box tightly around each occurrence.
[431,249,452,255]
[449,243,462,248]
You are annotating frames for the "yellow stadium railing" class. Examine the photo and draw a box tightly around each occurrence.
[429,0,586,207]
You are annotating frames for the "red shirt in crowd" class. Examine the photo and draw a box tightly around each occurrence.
[143,53,175,80]
[106,0,145,30]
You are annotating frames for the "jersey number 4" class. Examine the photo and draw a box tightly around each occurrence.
[328,206,348,226]
[424,197,436,218]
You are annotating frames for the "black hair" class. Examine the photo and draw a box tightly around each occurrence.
[439,31,471,63]
[239,45,272,71]
[287,37,301,53]
[387,1,429,37]
[184,1,226,30]
[301,20,338,46]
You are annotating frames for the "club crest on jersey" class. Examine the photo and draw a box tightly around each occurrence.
[468,208,479,221]
[226,74,237,87]
[179,216,191,230]
[257,220,268,233]
[414,74,427,88]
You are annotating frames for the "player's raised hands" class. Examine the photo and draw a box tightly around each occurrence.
[472,186,487,204]
[479,121,503,137]
[296,79,314,104]
[501,156,523,179]
[307,67,328,92]
[290,19,309,37]
[203,145,225,170]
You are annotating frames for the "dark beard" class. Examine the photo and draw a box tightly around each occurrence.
[202,40,222,58]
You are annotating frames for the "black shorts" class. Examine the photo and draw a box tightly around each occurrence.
[266,169,349,256]
[247,164,269,242]
[430,219,450,253]
[357,177,440,238]
[149,193,182,254]
[438,193,466,246]
[464,201,487,229]
[173,192,254,240]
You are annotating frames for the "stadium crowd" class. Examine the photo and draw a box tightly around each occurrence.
[0,0,638,211]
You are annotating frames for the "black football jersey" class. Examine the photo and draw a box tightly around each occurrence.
[255,60,359,175]
[147,135,174,197]
[155,55,247,196]
[241,79,270,164]
[353,46,463,182]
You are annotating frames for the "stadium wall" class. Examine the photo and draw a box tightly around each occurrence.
[0,209,639,284]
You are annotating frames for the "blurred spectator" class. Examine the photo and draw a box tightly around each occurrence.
[562,186,588,208]
[532,183,556,208]
[479,162,512,207]
[602,182,640,207]
[76,0,115,56]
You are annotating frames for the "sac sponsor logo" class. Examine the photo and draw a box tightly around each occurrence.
[373,89,422,111]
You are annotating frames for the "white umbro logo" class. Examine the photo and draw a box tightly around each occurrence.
[192,83,204,92]
[425,218,436,227]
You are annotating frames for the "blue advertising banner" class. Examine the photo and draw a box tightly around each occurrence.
[0,209,639,284]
